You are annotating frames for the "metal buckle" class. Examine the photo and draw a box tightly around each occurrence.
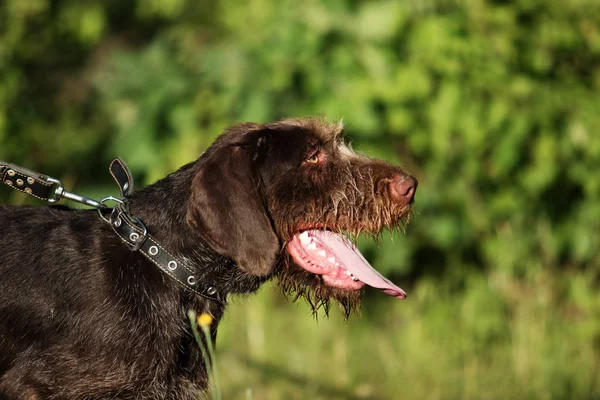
[128,216,148,251]
[97,196,124,224]
[102,199,148,251]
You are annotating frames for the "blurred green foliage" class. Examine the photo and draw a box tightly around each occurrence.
[1,0,600,398]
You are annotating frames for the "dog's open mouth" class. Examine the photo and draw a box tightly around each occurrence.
[286,230,407,299]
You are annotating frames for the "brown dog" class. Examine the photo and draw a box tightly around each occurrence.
[0,118,416,399]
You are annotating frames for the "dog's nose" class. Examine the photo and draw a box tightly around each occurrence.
[391,175,418,203]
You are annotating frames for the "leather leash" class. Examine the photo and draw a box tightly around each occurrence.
[0,158,223,303]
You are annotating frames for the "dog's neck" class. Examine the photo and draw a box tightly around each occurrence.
[125,161,268,299]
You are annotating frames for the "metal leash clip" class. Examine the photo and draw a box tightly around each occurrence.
[47,177,105,209]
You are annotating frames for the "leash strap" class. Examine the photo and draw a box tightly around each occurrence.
[1,158,223,303]
[0,162,57,201]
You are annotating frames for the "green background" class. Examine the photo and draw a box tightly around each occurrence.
[1,0,599,398]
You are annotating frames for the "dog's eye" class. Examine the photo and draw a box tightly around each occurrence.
[306,153,319,164]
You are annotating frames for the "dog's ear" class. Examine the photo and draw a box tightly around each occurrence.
[186,127,279,277]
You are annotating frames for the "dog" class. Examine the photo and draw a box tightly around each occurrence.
[0,118,417,399]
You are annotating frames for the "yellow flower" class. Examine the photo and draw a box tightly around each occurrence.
[197,313,213,328]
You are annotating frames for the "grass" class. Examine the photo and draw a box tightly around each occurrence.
[188,310,222,400]
[194,269,600,399]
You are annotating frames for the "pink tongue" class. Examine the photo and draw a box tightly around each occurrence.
[311,230,407,299]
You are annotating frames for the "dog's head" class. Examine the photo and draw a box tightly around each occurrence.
[186,118,417,314]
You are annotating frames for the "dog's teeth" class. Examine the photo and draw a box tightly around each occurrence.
[345,271,359,281]
[327,256,336,263]
[318,250,327,257]
[306,242,317,250]
[299,232,311,244]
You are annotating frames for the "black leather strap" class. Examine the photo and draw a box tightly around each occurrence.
[109,158,134,197]
[108,208,224,303]
[0,161,57,201]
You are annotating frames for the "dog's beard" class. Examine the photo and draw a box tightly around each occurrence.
[273,214,412,317]
[275,254,362,319]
